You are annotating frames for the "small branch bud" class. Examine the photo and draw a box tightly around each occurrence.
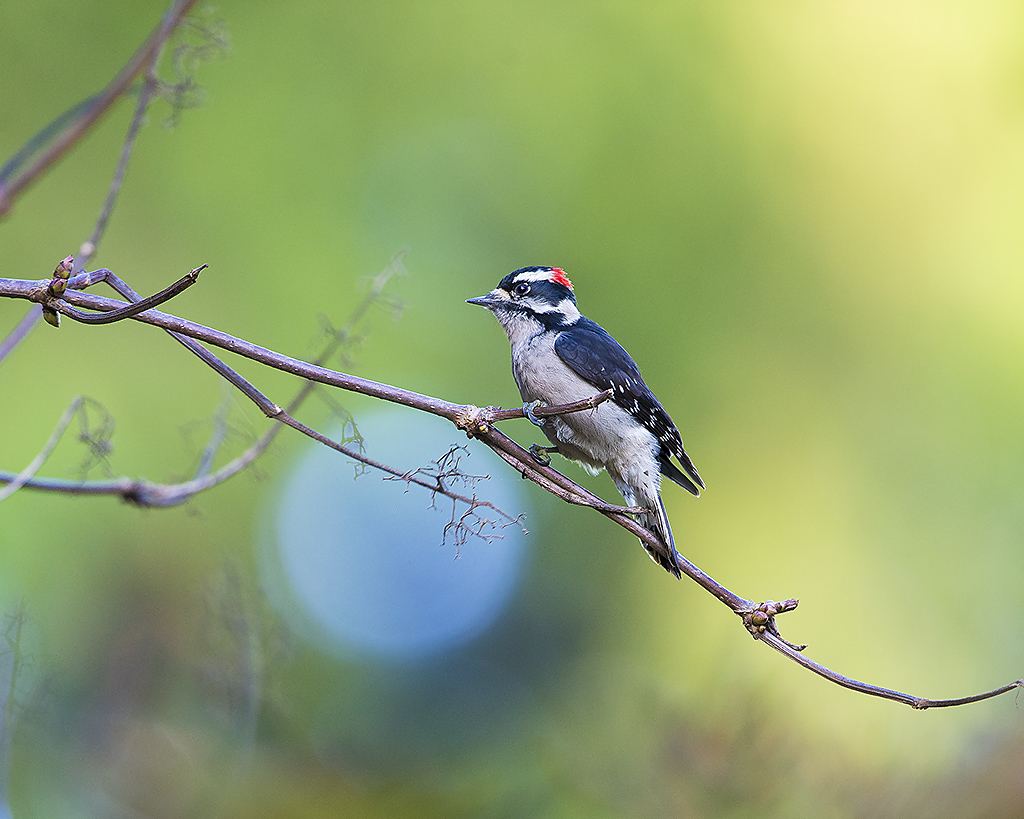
[53,255,74,279]
[41,305,60,328]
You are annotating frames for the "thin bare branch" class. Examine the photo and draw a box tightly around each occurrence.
[193,386,235,480]
[0,397,84,503]
[484,389,614,422]
[66,267,281,415]
[0,310,42,368]
[757,631,1024,709]
[273,414,524,534]
[0,0,201,218]
[384,444,527,545]
[54,265,204,325]
[80,73,161,269]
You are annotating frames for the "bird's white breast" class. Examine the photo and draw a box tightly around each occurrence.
[510,329,659,487]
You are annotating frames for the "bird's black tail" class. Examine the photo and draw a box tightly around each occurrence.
[638,494,682,578]
[660,451,704,497]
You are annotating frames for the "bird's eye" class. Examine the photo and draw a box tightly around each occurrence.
[513,282,531,297]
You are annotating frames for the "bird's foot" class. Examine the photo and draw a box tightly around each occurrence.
[528,444,558,466]
[523,400,547,427]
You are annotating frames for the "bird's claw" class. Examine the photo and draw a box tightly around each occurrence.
[529,444,557,466]
[523,400,547,427]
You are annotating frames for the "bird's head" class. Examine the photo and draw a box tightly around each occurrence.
[467,267,580,334]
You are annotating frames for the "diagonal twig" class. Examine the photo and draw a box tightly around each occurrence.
[757,631,1024,709]
[79,71,161,270]
[0,0,201,218]
[0,397,85,503]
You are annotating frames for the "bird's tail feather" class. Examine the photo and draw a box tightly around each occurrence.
[638,494,682,578]
[660,453,703,497]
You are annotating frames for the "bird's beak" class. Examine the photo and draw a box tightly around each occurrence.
[466,289,507,309]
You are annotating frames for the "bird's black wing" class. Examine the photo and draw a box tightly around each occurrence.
[553,318,704,495]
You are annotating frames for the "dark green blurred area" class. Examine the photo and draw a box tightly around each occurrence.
[3,2,1024,816]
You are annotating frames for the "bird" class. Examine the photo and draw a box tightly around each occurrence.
[467,266,703,577]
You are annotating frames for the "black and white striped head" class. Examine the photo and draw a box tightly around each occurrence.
[467,267,581,336]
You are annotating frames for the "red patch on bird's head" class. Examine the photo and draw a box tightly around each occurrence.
[548,267,573,290]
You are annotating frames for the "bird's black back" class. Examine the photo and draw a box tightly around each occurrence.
[553,317,704,495]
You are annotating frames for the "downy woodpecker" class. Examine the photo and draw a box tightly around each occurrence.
[467,266,703,577]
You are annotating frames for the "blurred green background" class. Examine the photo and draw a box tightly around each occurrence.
[3,1,1024,816]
